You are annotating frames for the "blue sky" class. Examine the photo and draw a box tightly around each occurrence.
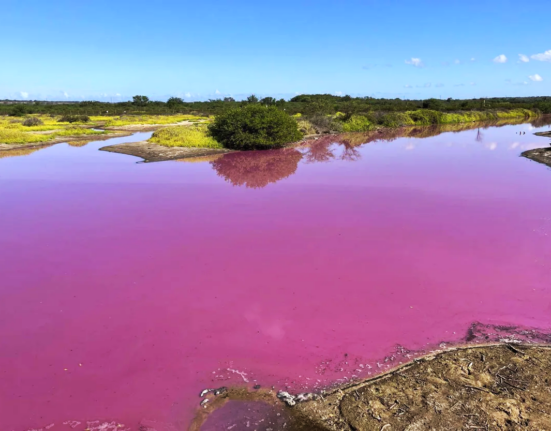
[1,0,550,101]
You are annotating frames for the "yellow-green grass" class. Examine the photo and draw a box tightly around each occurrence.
[0,114,106,144]
[0,113,209,145]
[149,125,223,149]
[94,114,210,127]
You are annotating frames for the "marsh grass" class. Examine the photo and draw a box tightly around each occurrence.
[149,125,223,148]
[0,113,202,145]
[98,114,209,127]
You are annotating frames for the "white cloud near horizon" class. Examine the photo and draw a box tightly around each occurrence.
[529,74,543,82]
[531,50,551,61]
[493,54,507,63]
[518,54,530,63]
[19,91,29,99]
[405,58,424,67]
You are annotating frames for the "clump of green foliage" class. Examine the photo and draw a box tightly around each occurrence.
[342,115,375,132]
[58,115,90,123]
[208,105,303,150]
[22,117,44,127]
[149,125,223,148]
[9,105,27,117]
[297,119,317,135]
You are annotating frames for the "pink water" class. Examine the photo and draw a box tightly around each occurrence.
[1,122,551,431]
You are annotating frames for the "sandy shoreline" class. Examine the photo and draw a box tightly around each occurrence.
[99,140,233,162]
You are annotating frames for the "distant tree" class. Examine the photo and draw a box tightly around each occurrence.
[224,97,236,102]
[260,97,276,106]
[342,95,352,101]
[166,97,184,108]
[132,95,150,107]
[9,105,27,117]
[246,94,259,104]
[422,98,443,110]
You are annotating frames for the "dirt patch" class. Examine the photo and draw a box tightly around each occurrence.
[522,147,551,169]
[99,140,233,162]
[194,344,551,431]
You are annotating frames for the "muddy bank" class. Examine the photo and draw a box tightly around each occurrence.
[522,147,551,169]
[0,131,132,152]
[523,129,551,168]
[99,140,233,162]
[194,344,551,431]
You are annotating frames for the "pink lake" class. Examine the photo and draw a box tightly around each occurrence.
[1,121,551,431]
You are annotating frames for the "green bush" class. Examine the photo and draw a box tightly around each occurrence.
[406,110,443,125]
[22,117,44,127]
[58,115,90,123]
[342,115,374,132]
[9,105,27,117]
[208,105,303,150]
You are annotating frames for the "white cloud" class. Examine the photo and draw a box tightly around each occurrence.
[493,54,507,63]
[518,54,530,63]
[470,57,476,62]
[405,58,424,67]
[215,89,221,95]
[185,92,192,98]
[19,91,29,99]
[531,50,551,62]
[529,74,543,82]
[435,83,445,88]
[485,142,497,151]
[335,91,343,96]
[470,82,477,86]
[404,84,413,88]
[61,91,69,98]
[454,59,461,64]
[115,93,121,96]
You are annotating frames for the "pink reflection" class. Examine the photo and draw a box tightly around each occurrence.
[0,121,550,431]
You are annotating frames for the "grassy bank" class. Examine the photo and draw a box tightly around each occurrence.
[337,108,537,132]
[149,125,223,149]
[0,114,208,145]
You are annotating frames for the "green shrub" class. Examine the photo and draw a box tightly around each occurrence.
[9,105,27,117]
[22,117,44,127]
[406,109,443,125]
[342,115,374,132]
[297,119,317,135]
[208,105,303,150]
[58,115,90,123]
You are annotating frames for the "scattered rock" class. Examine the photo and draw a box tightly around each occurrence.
[277,391,297,407]
[253,384,261,390]
[200,389,213,397]
[200,399,209,407]
[214,387,228,396]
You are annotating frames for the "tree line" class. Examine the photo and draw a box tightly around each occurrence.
[2,94,551,117]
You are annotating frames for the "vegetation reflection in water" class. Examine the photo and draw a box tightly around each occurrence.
[199,117,551,188]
